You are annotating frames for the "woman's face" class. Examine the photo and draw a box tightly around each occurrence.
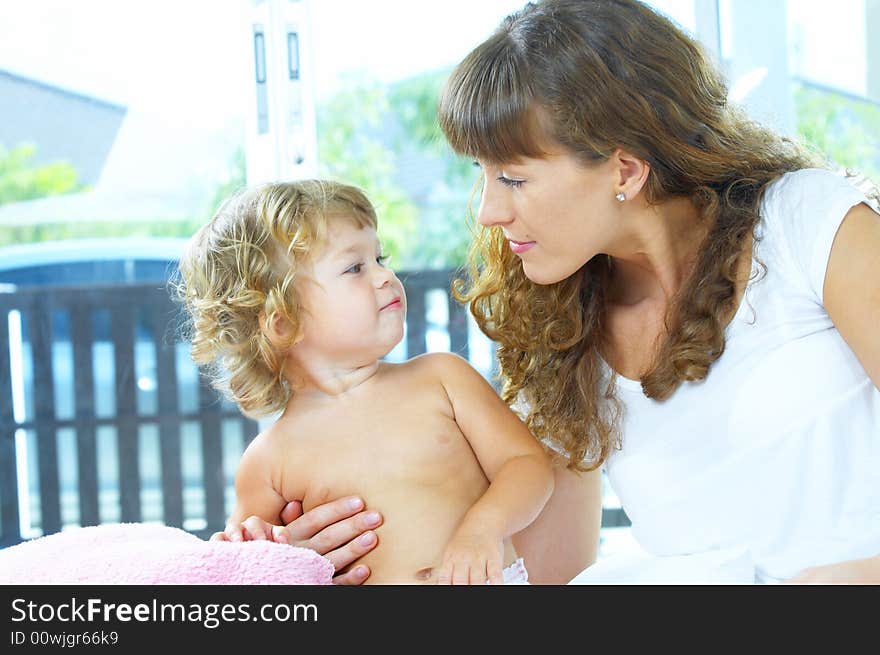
[476,146,622,285]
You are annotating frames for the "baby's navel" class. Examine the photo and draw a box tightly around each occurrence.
[414,567,434,582]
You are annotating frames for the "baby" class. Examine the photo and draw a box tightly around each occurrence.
[176,179,553,584]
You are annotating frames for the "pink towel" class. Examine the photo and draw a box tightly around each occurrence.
[0,522,334,585]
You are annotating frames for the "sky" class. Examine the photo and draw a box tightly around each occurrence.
[0,0,870,214]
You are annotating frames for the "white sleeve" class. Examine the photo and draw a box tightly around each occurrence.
[762,168,872,304]
[511,391,568,457]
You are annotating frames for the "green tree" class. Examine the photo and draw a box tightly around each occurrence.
[0,143,84,206]
[388,69,473,185]
[204,145,247,220]
[0,143,97,246]
[794,83,880,181]
[316,76,419,268]
[386,69,479,268]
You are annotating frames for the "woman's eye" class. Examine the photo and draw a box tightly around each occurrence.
[377,254,390,266]
[344,263,364,274]
[497,175,524,188]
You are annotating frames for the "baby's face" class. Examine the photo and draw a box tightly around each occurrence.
[293,215,406,365]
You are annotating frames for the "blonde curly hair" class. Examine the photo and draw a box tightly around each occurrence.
[175,179,377,417]
[440,0,821,470]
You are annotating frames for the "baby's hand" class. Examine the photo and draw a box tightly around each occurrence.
[436,529,505,585]
[211,515,279,542]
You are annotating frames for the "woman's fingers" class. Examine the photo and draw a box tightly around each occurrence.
[320,528,379,573]
[274,496,380,550]
[270,496,382,585]
[276,520,379,584]
[331,564,372,586]
[293,496,367,542]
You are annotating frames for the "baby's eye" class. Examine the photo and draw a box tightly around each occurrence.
[377,254,390,267]
[344,262,364,274]
[497,175,524,188]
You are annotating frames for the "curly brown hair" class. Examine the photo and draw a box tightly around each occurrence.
[175,180,377,417]
[439,0,820,470]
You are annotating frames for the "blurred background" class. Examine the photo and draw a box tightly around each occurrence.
[1,0,878,555]
[2,0,877,261]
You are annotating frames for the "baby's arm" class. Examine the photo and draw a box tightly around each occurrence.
[214,431,290,542]
[429,353,555,584]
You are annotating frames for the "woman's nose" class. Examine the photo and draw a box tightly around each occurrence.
[476,182,514,228]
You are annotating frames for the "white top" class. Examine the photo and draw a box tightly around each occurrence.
[600,168,880,582]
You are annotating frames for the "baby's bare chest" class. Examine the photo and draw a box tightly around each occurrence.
[283,397,485,507]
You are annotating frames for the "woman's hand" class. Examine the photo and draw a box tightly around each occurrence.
[785,555,880,584]
[211,496,382,585]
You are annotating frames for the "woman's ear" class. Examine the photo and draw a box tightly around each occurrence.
[611,148,650,200]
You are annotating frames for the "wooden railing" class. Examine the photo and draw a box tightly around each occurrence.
[0,269,628,548]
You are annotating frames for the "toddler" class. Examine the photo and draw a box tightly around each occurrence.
[176,180,554,584]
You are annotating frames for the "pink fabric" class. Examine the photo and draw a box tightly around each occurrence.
[0,522,334,585]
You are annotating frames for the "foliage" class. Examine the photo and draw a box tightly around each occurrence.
[204,145,247,220]
[386,69,479,269]
[316,76,419,268]
[388,69,474,186]
[0,143,84,206]
[794,82,880,181]
[0,218,203,249]
[9,74,878,265]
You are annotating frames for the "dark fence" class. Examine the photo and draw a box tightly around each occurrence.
[0,269,628,548]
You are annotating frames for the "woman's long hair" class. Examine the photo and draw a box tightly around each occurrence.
[439,0,819,470]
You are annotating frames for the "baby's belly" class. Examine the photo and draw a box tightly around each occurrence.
[337,488,518,585]
[359,536,519,585]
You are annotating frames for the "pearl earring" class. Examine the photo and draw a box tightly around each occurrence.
[615,192,626,202]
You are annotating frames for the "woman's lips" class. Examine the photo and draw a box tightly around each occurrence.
[380,298,403,311]
[508,239,536,254]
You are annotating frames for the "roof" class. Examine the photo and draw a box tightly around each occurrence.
[0,237,188,271]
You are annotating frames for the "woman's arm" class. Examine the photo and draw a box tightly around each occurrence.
[786,556,880,584]
[789,201,880,583]
[512,459,603,584]
[824,202,880,389]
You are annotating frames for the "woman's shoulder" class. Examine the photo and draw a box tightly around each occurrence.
[756,167,873,297]
[759,167,869,238]
[762,167,867,212]
[763,167,851,206]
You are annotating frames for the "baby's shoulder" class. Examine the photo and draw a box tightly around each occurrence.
[388,352,474,384]
[245,415,306,457]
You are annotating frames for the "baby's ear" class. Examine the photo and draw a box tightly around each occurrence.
[259,311,301,349]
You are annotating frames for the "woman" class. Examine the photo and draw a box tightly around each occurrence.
[266,0,880,584]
